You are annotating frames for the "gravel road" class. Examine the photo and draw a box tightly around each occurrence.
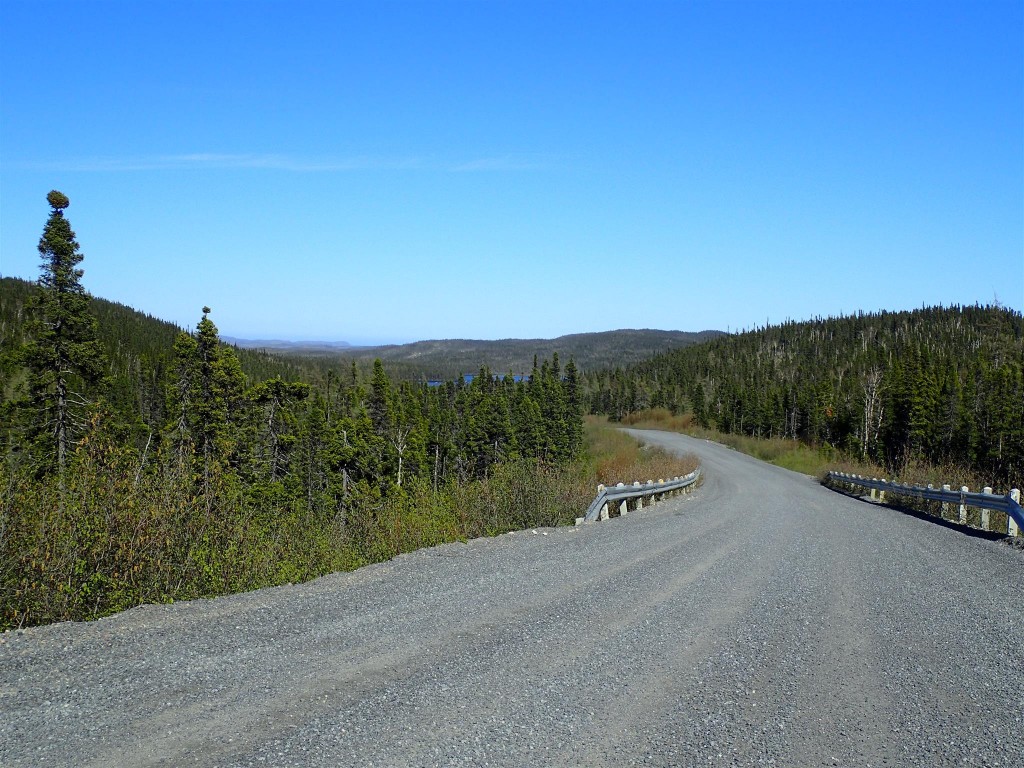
[2,430,1022,767]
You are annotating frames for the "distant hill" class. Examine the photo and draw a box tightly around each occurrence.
[245,329,725,379]
[3,276,722,392]
[224,337,354,353]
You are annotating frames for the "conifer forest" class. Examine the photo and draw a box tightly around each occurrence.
[0,194,586,628]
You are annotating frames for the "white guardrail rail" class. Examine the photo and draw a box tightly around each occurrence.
[578,469,701,524]
[825,471,1023,537]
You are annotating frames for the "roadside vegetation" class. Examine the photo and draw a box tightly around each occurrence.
[0,416,694,630]
[585,415,699,484]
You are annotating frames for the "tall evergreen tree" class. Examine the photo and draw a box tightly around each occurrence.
[248,377,310,481]
[562,358,585,458]
[22,190,107,477]
[166,308,246,480]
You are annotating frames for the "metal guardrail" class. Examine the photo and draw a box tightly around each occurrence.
[578,469,701,524]
[825,471,1023,536]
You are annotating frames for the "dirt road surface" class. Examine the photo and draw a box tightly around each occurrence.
[2,430,1021,767]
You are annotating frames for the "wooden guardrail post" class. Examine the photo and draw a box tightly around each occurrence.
[871,479,878,501]
[879,480,886,503]
[634,481,643,510]
[981,487,993,530]
[1011,490,1021,537]
[596,484,609,521]
[617,483,628,516]
[941,484,951,519]
[959,486,969,524]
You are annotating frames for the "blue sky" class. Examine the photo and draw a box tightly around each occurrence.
[1,0,1021,344]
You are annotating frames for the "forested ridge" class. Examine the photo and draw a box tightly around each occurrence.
[0,193,590,629]
[3,277,320,439]
[269,328,725,380]
[588,306,1024,489]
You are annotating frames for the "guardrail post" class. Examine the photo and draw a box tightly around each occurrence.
[596,484,609,521]
[871,479,878,501]
[941,484,951,519]
[981,487,993,530]
[959,486,969,524]
[879,480,886,504]
[1011,490,1021,537]
[632,481,643,510]
[617,483,628,516]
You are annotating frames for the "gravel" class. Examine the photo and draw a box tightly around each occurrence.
[2,430,1021,767]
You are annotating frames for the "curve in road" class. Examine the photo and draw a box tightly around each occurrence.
[2,430,1021,767]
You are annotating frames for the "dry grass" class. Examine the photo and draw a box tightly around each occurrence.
[619,408,695,433]
[584,416,699,486]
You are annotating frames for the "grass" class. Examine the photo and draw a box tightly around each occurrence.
[583,416,699,486]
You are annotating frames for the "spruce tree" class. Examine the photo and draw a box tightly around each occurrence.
[166,308,246,478]
[368,359,393,436]
[691,382,708,429]
[23,190,107,477]
[562,358,585,458]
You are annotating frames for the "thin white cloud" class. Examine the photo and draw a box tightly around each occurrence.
[450,156,546,172]
[16,153,547,173]
[18,153,421,172]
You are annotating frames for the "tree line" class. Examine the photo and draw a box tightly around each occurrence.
[587,306,1024,490]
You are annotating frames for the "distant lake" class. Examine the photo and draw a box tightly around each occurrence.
[427,373,528,387]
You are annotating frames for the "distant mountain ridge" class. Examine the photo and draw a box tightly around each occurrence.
[238,329,726,378]
[224,337,354,352]
[2,276,723,385]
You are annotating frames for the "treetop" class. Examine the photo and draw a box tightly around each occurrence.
[46,190,70,211]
